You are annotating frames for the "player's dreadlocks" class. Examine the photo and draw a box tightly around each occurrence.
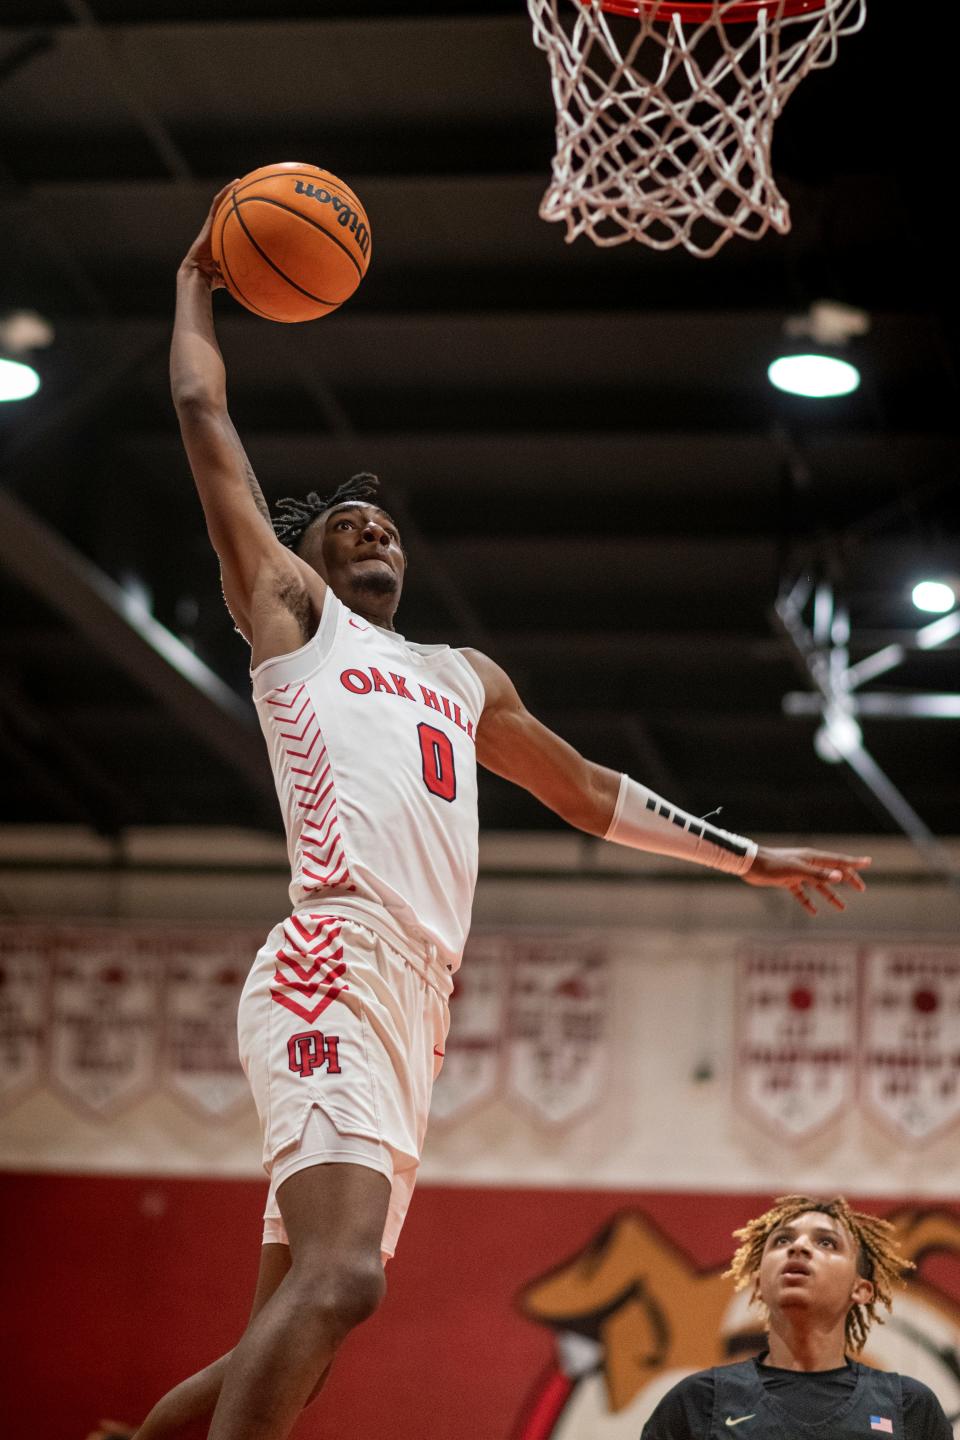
[272,472,380,551]
[725,1195,913,1353]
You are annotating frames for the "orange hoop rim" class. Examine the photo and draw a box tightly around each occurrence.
[590,0,830,21]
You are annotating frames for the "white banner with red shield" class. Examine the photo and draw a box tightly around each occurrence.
[162,932,253,1120]
[735,943,859,1140]
[48,929,166,1117]
[0,926,51,1108]
[430,933,508,1125]
[4,924,960,1164]
[505,933,611,1127]
[861,944,960,1144]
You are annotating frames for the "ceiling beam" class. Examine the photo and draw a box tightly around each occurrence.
[0,660,135,834]
[286,354,494,652]
[62,0,194,182]
[772,583,959,884]
[0,487,277,813]
[0,331,165,470]
[0,31,54,87]
[784,691,960,720]
[619,714,685,803]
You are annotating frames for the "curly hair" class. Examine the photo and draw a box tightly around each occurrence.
[271,472,381,551]
[724,1195,914,1353]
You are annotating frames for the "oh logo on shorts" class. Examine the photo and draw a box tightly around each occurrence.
[287,1030,342,1077]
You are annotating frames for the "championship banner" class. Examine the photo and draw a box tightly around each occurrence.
[49,929,165,1117]
[861,944,960,1144]
[505,933,611,1127]
[430,933,508,1125]
[162,931,255,1120]
[735,943,858,1140]
[0,927,51,1109]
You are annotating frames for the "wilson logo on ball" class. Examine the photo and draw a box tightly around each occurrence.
[293,181,371,257]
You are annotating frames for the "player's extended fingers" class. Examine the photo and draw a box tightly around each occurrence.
[824,861,868,892]
[209,179,238,217]
[796,862,845,884]
[813,882,846,912]
[789,882,818,915]
[809,852,872,874]
[804,861,866,891]
[198,181,238,241]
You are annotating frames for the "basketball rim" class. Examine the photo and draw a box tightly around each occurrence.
[590,0,830,21]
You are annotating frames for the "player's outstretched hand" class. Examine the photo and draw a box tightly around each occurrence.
[743,846,871,916]
[179,181,236,289]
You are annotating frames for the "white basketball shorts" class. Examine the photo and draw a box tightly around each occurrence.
[237,911,451,1260]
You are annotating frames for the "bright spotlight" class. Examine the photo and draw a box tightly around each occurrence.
[0,357,40,402]
[767,354,860,398]
[912,580,956,614]
[814,708,863,764]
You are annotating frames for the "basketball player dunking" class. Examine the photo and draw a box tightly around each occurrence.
[124,190,871,1440]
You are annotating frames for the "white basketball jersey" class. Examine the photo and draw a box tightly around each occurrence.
[251,592,485,969]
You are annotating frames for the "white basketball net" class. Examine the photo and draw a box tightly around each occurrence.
[528,0,866,257]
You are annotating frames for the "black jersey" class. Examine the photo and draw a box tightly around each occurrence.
[640,1356,953,1440]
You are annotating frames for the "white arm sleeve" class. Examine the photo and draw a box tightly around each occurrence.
[604,774,757,876]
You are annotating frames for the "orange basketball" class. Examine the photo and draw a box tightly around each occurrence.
[211,162,371,323]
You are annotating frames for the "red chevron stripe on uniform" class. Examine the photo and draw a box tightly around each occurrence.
[270,987,345,1024]
[302,809,338,847]
[276,693,310,728]
[276,940,344,970]
[301,827,341,861]
[280,924,342,954]
[277,714,318,749]
[269,694,356,895]
[302,862,350,889]
[300,830,343,857]
[266,684,303,709]
[302,851,342,878]
[294,764,332,800]
[286,915,342,947]
[299,783,334,817]
[273,961,347,997]
[286,732,324,764]
[275,936,344,966]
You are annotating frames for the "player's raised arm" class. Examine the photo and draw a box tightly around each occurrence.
[464,649,870,915]
[171,186,321,649]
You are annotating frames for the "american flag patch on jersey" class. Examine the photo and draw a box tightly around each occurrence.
[870,1418,893,1433]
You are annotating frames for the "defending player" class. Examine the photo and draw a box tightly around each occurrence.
[128,190,871,1440]
[641,1196,953,1440]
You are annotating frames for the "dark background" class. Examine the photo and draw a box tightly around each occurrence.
[0,2,956,838]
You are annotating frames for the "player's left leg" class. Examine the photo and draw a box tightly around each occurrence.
[207,1157,391,1440]
[129,1243,332,1440]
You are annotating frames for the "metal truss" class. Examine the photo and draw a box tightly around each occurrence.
[0,488,277,815]
[773,576,960,881]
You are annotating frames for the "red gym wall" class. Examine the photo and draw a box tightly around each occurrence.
[4,920,960,1437]
[4,1175,960,1440]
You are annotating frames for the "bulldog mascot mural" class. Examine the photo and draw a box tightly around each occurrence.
[514,1209,960,1440]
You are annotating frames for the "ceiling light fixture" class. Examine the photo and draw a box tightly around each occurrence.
[772,300,868,399]
[767,353,860,398]
[0,309,52,402]
[813,706,863,765]
[912,580,956,614]
[0,356,40,402]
